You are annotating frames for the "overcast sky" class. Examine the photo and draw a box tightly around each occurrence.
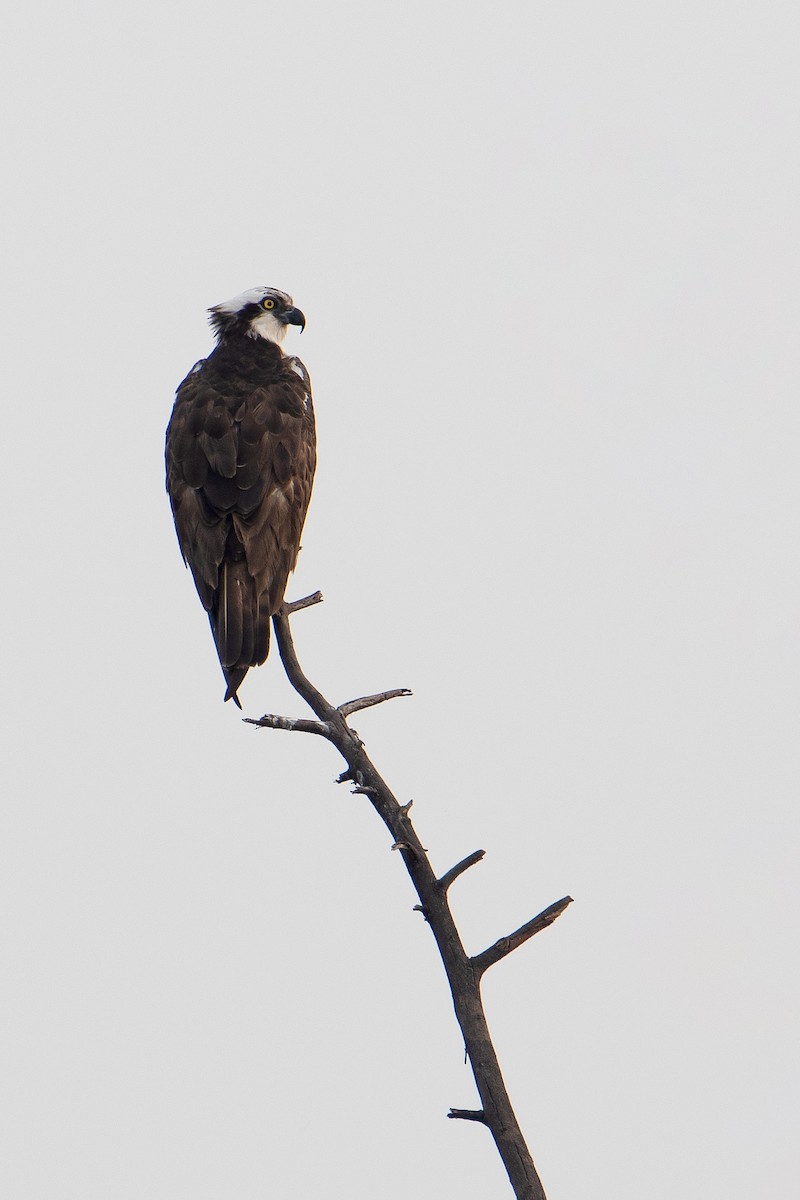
[2,2,799,1197]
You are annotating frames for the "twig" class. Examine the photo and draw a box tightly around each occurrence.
[338,688,412,716]
[448,1108,488,1124]
[281,590,324,615]
[438,849,486,894]
[472,896,574,979]
[243,713,333,738]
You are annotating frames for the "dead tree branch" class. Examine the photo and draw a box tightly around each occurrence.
[281,589,324,615]
[472,896,574,979]
[438,849,486,894]
[338,688,413,716]
[250,594,570,1200]
[243,713,333,738]
[448,1107,489,1124]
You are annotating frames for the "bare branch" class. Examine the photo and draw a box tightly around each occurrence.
[472,896,574,978]
[255,597,558,1200]
[244,713,333,738]
[438,849,486,894]
[448,1108,488,1124]
[272,611,338,721]
[281,590,324,615]
[338,688,412,716]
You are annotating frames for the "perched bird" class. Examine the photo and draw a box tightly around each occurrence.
[166,286,316,706]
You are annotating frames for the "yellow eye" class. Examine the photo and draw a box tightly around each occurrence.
[262,297,275,310]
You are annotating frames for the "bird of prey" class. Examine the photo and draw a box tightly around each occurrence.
[166,286,316,707]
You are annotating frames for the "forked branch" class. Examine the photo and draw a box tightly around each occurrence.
[250,594,570,1200]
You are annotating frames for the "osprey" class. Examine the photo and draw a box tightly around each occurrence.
[166,286,316,707]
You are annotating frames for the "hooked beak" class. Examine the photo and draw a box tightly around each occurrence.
[281,306,306,333]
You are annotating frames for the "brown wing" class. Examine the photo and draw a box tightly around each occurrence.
[166,350,316,704]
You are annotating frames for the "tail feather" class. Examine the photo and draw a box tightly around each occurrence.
[217,562,244,667]
[254,596,271,665]
[212,561,273,707]
[223,666,246,708]
[238,584,256,669]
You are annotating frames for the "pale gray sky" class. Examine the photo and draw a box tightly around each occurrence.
[2,2,799,1197]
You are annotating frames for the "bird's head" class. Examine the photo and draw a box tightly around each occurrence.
[208,286,306,345]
